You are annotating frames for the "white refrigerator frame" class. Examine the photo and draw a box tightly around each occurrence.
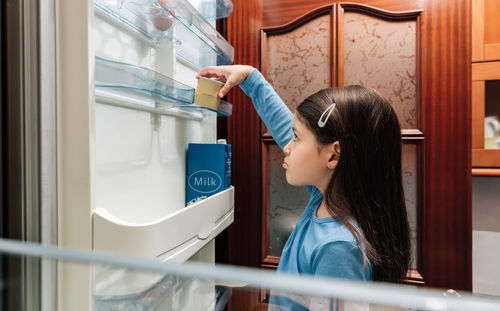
[55,1,234,310]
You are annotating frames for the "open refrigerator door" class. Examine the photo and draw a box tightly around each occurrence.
[56,0,234,309]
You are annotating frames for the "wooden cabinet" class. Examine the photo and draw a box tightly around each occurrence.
[225,1,472,309]
[472,0,500,175]
[472,0,500,62]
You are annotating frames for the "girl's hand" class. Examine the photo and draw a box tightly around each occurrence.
[197,65,254,98]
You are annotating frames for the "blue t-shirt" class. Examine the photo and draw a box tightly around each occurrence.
[239,69,372,310]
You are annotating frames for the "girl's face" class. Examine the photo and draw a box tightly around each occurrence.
[283,114,336,193]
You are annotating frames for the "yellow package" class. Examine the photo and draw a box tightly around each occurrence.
[194,77,225,110]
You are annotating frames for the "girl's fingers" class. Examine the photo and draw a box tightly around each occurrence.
[197,66,218,76]
[197,66,230,79]
[218,78,236,98]
[197,72,219,79]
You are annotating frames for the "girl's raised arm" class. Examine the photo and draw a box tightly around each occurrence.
[197,66,293,151]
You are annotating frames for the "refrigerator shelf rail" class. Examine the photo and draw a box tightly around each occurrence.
[95,88,205,121]
[94,0,234,68]
[95,56,233,116]
[187,0,233,20]
[93,186,235,262]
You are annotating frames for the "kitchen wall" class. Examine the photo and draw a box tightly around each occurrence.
[473,176,500,296]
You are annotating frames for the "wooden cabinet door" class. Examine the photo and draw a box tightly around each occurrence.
[336,3,424,283]
[260,3,424,283]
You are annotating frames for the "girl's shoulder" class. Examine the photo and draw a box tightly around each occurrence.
[313,219,359,244]
[311,239,372,280]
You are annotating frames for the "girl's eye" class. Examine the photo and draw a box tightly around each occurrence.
[293,133,298,141]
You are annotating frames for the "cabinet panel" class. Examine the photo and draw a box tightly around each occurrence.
[262,10,333,135]
[340,10,419,129]
[402,143,418,270]
[472,0,500,62]
[472,61,500,169]
[264,142,308,259]
[472,81,485,149]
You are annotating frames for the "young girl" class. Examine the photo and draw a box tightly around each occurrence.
[197,65,410,308]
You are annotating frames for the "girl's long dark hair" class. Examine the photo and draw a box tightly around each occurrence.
[296,85,410,283]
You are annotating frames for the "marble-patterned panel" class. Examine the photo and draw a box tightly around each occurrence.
[402,143,418,270]
[266,15,332,112]
[265,15,332,257]
[343,12,417,129]
[267,144,309,257]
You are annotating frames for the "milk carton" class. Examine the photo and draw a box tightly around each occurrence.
[186,141,231,206]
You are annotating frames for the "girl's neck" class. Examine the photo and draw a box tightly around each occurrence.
[316,199,335,218]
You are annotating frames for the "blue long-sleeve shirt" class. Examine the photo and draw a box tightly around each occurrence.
[239,69,372,310]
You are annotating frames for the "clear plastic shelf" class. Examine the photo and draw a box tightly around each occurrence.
[166,98,232,116]
[95,0,172,43]
[95,56,194,105]
[94,0,234,68]
[95,56,232,116]
[95,273,177,309]
[187,0,233,20]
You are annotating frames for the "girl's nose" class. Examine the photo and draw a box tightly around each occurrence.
[283,140,291,156]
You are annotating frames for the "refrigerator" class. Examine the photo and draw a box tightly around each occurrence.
[55,0,235,309]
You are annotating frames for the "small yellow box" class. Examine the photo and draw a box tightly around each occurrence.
[194,77,225,110]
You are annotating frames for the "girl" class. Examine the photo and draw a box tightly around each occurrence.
[197,65,410,308]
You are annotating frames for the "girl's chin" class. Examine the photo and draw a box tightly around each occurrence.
[285,175,303,187]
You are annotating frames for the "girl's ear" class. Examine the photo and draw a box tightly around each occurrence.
[333,141,341,156]
[327,141,341,169]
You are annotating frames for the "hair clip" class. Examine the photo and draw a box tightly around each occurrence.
[317,103,336,128]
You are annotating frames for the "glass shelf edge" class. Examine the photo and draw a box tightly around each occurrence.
[95,88,205,121]
[95,0,234,67]
[151,0,233,61]
[95,56,233,116]
[94,1,161,46]
[187,0,233,20]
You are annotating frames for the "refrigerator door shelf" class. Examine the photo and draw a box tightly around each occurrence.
[94,0,234,68]
[163,98,232,117]
[157,207,233,262]
[95,270,223,311]
[95,56,233,116]
[96,87,233,117]
[94,272,175,308]
[96,56,194,106]
[95,88,206,121]
[95,0,172,44]
[93,186,234,261]
[187,0,233,21]
[95,273,220,311]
